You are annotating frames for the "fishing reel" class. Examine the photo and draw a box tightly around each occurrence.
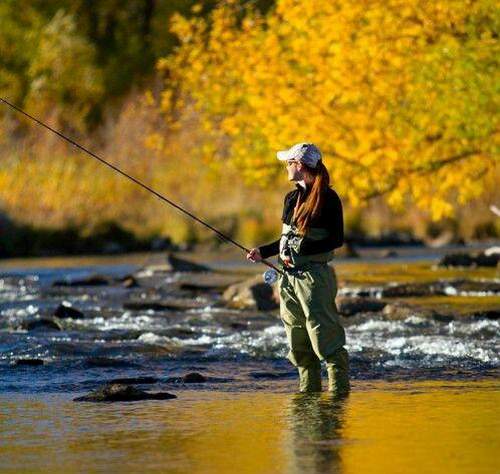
[263,268,279,284]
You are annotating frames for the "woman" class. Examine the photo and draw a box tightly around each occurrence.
[247,143,350,394]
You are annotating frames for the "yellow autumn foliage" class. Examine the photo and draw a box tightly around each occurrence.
[159,0,499,221]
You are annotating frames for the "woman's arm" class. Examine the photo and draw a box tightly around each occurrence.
[258,239,280,259]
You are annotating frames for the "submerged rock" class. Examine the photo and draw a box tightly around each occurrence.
[167,253,212,272]
[120,275,140,288]
[381,283,435,297]
[52,274,111,287]
[470,310,500,320]
[73,384,177,402]
[382,302,442,320]
[438,251,499,268]
[248,371,291,379]
[337,297,387,316]
[166,372,207,383]
[179,281,228,292]
[105,376,158,385]
[123,299,205,311]
[380,279,500,297]
[15,358,44,366]
[83,357,140,368]
[183,372,207,383]
[53,303,85,319]
[222,276,279,311]
[21,318,63,331]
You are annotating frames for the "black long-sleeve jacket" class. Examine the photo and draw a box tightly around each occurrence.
[258,183,344,259]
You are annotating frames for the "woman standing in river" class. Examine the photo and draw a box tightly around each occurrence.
[247,143,350,394]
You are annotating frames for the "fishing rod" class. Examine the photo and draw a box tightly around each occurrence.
[0,97,282,282]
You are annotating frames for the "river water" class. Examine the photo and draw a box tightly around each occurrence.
[0,252,498,473]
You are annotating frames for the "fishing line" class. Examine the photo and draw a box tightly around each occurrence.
[0,97,282,281]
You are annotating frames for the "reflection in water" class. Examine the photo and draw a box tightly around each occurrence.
[1,381,499,474]
[287,392,349,474]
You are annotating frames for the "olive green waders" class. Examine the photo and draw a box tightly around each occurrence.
[277,222,350,393]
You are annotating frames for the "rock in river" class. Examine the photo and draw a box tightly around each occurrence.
[438,251,499,268]
[222,276,279,311]
[53,303,85,319]
[21,318,63,331]
[337,297,387,316]
[167,253,212,272]
[74,384,177,402]
[52,274,111,286]
[15,358,44,366]
[166,372,207,383]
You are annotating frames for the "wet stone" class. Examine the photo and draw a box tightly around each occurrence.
[183,372,207,383]
[167,253,212,272]
[470,310,500,320]
[381,279,500,297]
[222,276,279,311]
[15,358,44,366]
[381,283,437,298]
[120,276,140,288]
[382,302,439,320]
[73,384,177,402]
[53,303,85,319]
[166,372,207,383]
[105,376,158,385]
[123,299,205,311]
[337,297,387,316]
[21,318,63,331]
[248,371,291,379]
[52,274,111,287]
[438,251,499,268]
[83,357,141,368]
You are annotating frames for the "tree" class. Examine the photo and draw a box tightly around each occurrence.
[159,0,499,219]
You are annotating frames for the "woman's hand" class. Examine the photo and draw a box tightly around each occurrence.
[282,256,292,267]
[246,248,262,262]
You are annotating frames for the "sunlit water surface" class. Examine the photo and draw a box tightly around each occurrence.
[1,380,498,474]
[1,254,498,473]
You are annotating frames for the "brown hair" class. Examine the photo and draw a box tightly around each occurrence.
[293,161,330,234]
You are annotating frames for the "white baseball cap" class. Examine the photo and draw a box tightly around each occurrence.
[276,143,322,168]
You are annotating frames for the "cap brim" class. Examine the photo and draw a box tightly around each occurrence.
[276,150,290,161]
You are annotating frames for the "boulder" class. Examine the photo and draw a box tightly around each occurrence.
[379,250,399,258]
[21,318,63,331]
[52,274,111,287]
[438,251,499,268]
[382,302,446,320]
[222,275,279,311]
[470,310,500,320]
[123,299,206,311]
[441,279,500,295]
[53,303,85,319]
[183,372,207,383]
[105,376,158,385]
[381,282,437,298]
[15,358,44,366]
[120,275,140,288]
[166,372,207,383]
[380,279,500,297]
[83,357,140,368]
[337,297,387,316]
[248,371,291,379]
[73,384,176,402]
[167,253,212,272]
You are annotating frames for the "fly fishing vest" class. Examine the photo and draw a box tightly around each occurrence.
[278,222,335,269]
